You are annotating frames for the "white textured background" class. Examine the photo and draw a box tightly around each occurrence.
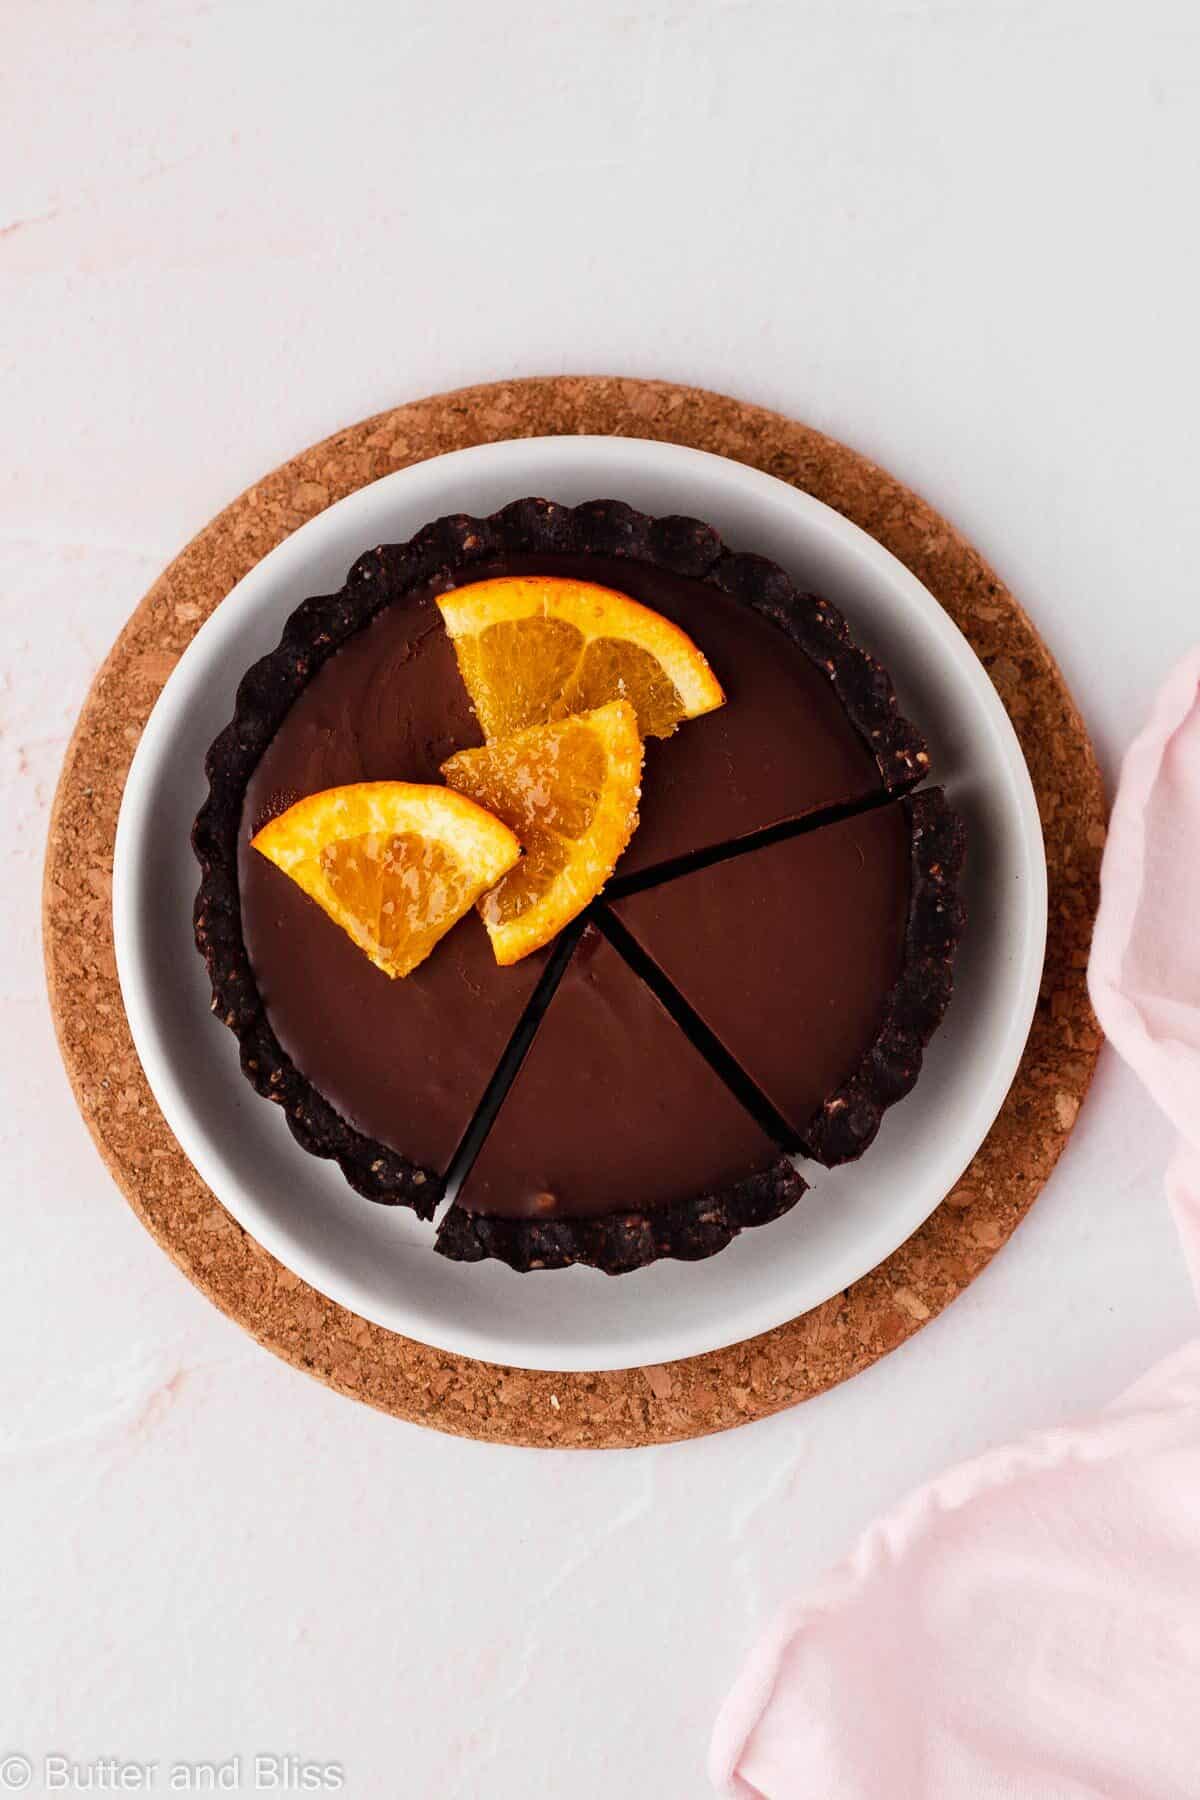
[4,2,1199,1796]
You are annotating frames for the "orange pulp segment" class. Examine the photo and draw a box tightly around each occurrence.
[250,782,521,979]
[435,576,725,742]
[441,700,643,965]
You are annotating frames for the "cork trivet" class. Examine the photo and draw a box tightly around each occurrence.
[43,378,1104,1448]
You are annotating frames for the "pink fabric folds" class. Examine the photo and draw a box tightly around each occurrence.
[710,648,1200,1800]
[1090,646,1200,1298]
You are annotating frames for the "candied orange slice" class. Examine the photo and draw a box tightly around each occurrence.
[435,576,725,741]
[250,783,521,979]
[441,700,643,965]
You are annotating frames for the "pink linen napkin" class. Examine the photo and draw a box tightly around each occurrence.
[710,647,1200,1800]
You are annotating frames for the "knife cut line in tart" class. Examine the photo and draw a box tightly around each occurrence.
[589,906,804,1151]
[250,781,521,980]
[441,699,643,965]
[605,784,899,898]
[438,915,589,1212]
[435,574,726,741]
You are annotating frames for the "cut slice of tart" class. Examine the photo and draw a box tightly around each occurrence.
[441,700,643,964]
[435,574,725,741]
[436,924,807,1274]
[250,781,521,980]
[609,789,966,1165]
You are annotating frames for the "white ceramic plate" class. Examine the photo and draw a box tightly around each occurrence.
[113,436,1046,1373]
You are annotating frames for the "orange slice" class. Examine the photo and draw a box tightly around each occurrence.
[435,576,725,741]
[441,700,643,965]
[250,783,521,979]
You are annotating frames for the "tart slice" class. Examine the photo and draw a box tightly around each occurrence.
[441,700,643,965]
[610,789,966,1164]
[250,781,521,979]
[435,574,725,740]
[437,924,807,1274]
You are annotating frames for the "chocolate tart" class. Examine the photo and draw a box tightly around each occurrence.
[194,497,955,1271]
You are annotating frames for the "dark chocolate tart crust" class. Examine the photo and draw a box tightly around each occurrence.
[801,788,967,1166]
[193,497,936,1252]
[434,1161,808,1275]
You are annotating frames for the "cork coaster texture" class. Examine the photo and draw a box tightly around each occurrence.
[43,378,1105,1448]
